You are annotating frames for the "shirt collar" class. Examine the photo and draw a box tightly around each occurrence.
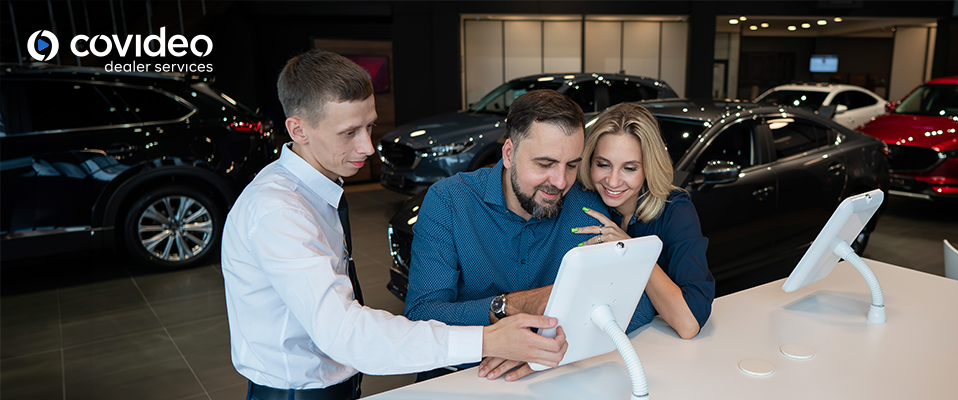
[279,142,344,209]
[481,159,508,208]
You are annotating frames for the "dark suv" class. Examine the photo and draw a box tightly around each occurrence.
[386,99,889,299]
[1,65,277,269]
[377,73,678,194]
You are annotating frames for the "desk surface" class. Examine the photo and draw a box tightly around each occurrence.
[368,259,958,399]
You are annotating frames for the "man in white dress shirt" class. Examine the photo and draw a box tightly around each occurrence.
[221,49,568,400]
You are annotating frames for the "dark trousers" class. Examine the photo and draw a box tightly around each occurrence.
[246,375,361,400]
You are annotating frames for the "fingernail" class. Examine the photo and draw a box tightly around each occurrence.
[571,228,578,233]
[582,207,590,212]
[577,242,583,247]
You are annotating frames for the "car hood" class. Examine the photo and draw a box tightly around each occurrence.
[382,112,505,149]
[859,113,958,151]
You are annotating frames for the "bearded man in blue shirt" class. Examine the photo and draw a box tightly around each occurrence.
[405,90,656,383]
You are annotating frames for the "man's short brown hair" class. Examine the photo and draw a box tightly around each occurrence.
[504,90,585,149]
[277,49,374,126]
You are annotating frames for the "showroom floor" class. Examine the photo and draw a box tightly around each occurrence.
[1,187,954,400]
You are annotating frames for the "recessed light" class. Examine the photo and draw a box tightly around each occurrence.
[818,20,827,25]
[834,17,843,23]
[788,25,797,31]
[761,22,769,28]
[729,19,739,25]
[750,25,758,31]
[740,16,747,21]
[801,23,811,29]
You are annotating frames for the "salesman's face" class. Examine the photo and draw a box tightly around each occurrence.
[507,122,583,220]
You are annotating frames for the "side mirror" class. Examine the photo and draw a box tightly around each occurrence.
[885,101,899,113]
[701,160,741,185]
[835,104,849,115]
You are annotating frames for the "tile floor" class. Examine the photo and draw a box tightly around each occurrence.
[1,189,954,400]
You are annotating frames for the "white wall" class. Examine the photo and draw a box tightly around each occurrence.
[890,27,935,101]
[622,22,660,78]
[504,21,542,82]
[544,21,582,73]
[464,20,503,106]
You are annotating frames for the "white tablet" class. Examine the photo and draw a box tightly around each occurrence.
[782,189,884,293]
[530,235,662,371]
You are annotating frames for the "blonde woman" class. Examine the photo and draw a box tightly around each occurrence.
[573,103,714,339]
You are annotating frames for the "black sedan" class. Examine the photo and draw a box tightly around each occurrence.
[1,65,278,269]
[386,99,890,299]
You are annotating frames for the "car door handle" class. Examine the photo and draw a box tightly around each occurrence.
[752,186,774,199]
[828,163,845,174]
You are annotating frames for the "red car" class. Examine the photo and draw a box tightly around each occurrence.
[858,76,958,201]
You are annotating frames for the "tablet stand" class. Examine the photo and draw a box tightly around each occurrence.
[591,304,650,399]
[830,238,885,323]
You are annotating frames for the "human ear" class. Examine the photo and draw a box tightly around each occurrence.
[286,117,308,145]
[502,139,515,169]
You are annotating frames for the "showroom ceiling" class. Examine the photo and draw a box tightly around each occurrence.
[717,16,938,38]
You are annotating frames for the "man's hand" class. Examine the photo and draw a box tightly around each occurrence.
[477,358,536,382]
[489,285,553,323]
[481,314,567,372]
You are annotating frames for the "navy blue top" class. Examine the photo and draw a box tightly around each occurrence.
[609,190,715,329]
[404,160,659,338]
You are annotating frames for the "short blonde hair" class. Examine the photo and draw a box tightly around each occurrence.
[578,103,679,223]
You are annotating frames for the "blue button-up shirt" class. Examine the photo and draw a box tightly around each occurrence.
[405,161,657,340]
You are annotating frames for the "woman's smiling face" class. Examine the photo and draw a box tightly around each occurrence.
[590,132,645,214]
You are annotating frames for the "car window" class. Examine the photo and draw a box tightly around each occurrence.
[608,81,659,106]
[111,86,193,123]
[469,80,563,115]
[835,90,878,110]
[657,116,709,165]
[769,118,828,159]
[20,80,131,133]
[756,90,827,112]
[695,120,758,172]
[894,84,958,117]
[566,81,597,112]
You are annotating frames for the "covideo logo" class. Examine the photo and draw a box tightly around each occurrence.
[28,30,59,61]
[26,27,212,60]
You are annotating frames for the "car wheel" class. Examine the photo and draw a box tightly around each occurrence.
[123,185,222,269]
[850,231,870,255]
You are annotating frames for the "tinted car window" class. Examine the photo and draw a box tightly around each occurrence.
[657,117,709,165]
[566,81,597,112]
[112,87,192,123]
[769,118,827,159]
[469,81,564,115]
[757,90,828,112]
[608,81,659,106]
[835,90,878,110]
[20,80,130,132]
[894,84,958,117]
[695,120,758,172]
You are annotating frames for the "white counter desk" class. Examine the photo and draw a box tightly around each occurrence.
[369,259,958,399]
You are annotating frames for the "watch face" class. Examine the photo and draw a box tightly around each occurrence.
[492,294,506,317]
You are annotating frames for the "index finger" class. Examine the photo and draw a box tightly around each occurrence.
[582,207,615,227]
[512,314,558,330]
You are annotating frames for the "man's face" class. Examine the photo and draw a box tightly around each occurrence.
[505,121,584,220]
[288,96,377,181]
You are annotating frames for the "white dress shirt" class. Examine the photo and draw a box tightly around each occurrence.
[222,144,482,389]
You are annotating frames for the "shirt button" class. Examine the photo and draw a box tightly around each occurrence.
[520,260,526,264]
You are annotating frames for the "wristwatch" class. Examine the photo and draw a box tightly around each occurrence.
[491,293,508,320]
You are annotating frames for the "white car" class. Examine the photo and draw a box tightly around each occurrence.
[755,83,889,129]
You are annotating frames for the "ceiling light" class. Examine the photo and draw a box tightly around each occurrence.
[740,16,747,21]
[788,25,797,31]
[761,22,769,28]
[729,19,739,25]
[834,17,843,23]
[818,20,827,25]
[801,23,811,29]
[750,25,758,31]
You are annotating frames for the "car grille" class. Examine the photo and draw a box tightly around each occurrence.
[380,142,418,169]
[388,224,413,271]
[886,145,943,172]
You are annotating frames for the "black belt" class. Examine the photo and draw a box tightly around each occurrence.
[248,374,361,400]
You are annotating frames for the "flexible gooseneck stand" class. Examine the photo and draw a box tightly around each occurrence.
[830,238,886,323]
[590,304,650,399]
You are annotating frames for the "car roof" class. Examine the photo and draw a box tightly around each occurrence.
[511,72,672,90]
[0,63,203,86]
[925,76,958,85]
[633,98,826,125]
[766,83,868,93]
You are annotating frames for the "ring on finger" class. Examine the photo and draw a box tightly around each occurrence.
[599,227,603,235]
[597,235,603,243]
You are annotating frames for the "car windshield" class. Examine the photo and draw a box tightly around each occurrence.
[656,117,710,164]
[756,90,828,112]
[893,84,958,117]
[469,80,564,115]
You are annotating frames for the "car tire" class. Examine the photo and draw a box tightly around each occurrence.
[123,185,222,269]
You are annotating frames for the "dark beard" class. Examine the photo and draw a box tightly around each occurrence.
[511,165,564,220]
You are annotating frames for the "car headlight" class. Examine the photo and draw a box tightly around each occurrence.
[418,141,475,158]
